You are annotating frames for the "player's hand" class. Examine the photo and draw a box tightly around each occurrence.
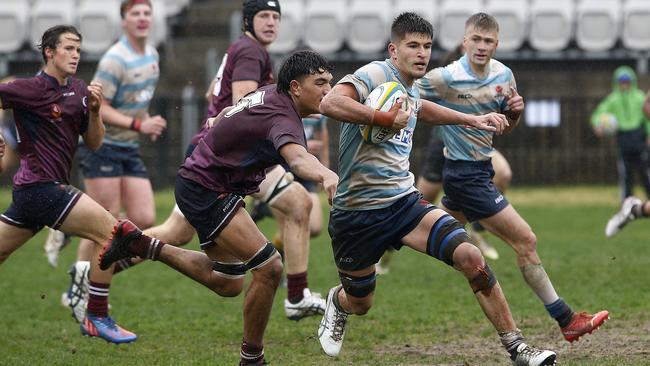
[322,170,339,205]
[505,86,524,119]
[140,115,167,141]
[391,98,412,130]
[87,82,103,113]
[371,97,410,130]
[471,112,509,135]
[206,106,233,128]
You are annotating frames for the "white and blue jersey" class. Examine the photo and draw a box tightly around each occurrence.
[92,35,160,147]
[333,59,421,211]
[417,55,516,161]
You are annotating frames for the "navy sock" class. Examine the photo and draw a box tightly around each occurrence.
[544,298,574,327]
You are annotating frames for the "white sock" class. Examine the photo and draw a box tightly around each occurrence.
[520,264,559,305]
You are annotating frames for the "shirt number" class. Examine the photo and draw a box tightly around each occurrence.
[225,90,265,117]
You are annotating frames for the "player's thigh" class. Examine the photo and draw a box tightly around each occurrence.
[400,208,454,254]
[267,182,311,217]
[211,207,271,261]
[0,222,34,261]
[490,150,512,188]
[121,176,155,226]
[479,204,532,246]
[83,177,122,215]
[308,192,323,233]
[58,193,116,245]
[416,176,443,203]
[438,200,469,224]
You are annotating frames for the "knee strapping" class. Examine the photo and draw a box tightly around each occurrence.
[213,261,247,279]
[263,170,294,206]
[426,214,470,266]
[245,242,279,271]
[339,271,376,298]
[469,264,497,295]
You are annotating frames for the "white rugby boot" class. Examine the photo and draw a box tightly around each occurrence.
[318,285,349,357]
[284,288,326,321]
[605,196,642,238]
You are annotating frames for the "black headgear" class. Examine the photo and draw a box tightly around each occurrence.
[242,0,281,38]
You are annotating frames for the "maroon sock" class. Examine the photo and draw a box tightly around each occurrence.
[87,281,110,317]
[287,271,308,303]
[240,340,264,365]
[112,258,135,275]
[130,234,165,260]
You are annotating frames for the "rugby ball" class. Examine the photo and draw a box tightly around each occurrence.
[596,113,618,136]
[360,81,408,144]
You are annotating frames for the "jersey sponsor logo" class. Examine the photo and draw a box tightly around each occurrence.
[62,91,76,97]
[495,194,504,204]
[50,104,62,119]
[458,93,473,99]
[391,129,413,145]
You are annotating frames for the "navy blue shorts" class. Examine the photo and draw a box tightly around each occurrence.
[419,138,445,183]
[328,192,435,272]
[0,182,82,233]
[78,143,148,178]
[174,176,245,249]
[441,159,509,222]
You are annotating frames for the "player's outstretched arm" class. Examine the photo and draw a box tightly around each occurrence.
[100,100,167,141]
[319,83,410,130]
[419,100,508,135]
[82,82,106,151]
[280,143,338,204]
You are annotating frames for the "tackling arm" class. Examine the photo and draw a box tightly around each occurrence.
[279,143,338,204]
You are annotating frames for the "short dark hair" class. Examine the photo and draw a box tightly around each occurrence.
[38,25,82,63]
[391,12,434,42]
[120,0,152,19]
[465,12,499,33]
[276,50,333,95]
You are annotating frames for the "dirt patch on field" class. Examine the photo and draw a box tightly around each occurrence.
[377,320,650,365]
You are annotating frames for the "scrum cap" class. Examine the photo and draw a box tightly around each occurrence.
[242,0,281,37]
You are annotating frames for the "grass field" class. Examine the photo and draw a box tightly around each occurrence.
[1,186,650,365]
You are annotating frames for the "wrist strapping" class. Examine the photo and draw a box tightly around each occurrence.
[130,118,142,131]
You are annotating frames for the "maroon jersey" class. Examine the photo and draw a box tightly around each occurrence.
[206,34,274,119]
[0,72,89,186]
[179,85,306,195]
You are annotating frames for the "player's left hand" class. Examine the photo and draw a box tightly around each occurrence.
[505,86,524,119]
[471,112,508,135]
[87,82,103,113]
[322,170,339,205]
[206,106,234,128]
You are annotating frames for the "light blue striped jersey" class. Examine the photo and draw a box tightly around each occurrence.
[417,55,516,161]
[333,59,421,211]
[92,35,160,146]
[302,115,325,141]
